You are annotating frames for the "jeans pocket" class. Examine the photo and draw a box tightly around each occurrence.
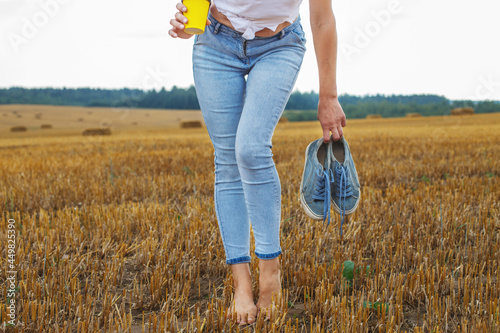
[288,25,307,50]
[292,24,306,43]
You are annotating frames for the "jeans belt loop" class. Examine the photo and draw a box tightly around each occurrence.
[214,22,221,34]
[280,30,285,39]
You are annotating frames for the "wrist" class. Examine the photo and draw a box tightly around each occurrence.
[319,94,338,101]
[319,86,338,100]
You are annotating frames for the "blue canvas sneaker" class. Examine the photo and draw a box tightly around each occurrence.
[330,136,361,235]
[300,138,335,225]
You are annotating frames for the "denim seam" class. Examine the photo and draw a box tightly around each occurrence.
[275,50,303,257]
[263,45,304,257]
[213,153,230,260]
[274,177,281,255]
[274,171,280,207]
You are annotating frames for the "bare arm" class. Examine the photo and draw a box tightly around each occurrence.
[309,0,346,142]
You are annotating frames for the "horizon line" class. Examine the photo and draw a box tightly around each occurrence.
[1,86,499,102]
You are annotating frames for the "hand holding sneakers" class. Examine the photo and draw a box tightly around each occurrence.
[300,135,360,233]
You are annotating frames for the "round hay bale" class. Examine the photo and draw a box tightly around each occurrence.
[78,118,84,122]
[11,126,27,132]
[278,117,289,123]
[41,124,53,129]
[366,114,382,119]
[451,107,474,116]
[406,113,422,117]
[180,120,202,129]
[82,128,112,136]
[132,122,138,126]
[35,113,43,119]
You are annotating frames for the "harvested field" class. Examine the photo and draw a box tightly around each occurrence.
[0,105,203,132]
[0,112,499,332]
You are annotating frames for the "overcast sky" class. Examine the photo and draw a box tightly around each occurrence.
[1,0,499,101]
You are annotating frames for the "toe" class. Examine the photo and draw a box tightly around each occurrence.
[239,313,248,325]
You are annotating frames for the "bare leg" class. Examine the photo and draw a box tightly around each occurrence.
[256,257,282,318]
[226,263,257,325]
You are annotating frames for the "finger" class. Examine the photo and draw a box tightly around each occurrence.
[322,128,330,143]
[206,18,211,25]
[331,127,341,141]
[341,116,347,127]
[168,29,178,38]
[170,18,185,31]
[337,125,344,138]
[176,2,187,12]
[175,11,188,24]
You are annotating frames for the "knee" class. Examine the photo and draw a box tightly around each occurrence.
[213,151,241,184]
[235,140,272,170]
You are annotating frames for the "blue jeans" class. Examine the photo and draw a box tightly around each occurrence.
[192,13,306,265]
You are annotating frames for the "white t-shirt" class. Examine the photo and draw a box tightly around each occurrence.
[212,0,303,39]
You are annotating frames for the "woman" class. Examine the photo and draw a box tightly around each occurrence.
[169,0,346,325]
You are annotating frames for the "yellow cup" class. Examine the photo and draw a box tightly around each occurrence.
[183,0,210,35]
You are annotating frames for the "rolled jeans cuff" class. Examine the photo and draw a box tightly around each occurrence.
[255,249,282,260]
[226,255,252,265]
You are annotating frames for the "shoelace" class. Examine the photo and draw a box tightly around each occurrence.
[334,163,353,236]
[312,167,334,225]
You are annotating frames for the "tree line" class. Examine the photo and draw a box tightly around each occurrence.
[1,86,499,120]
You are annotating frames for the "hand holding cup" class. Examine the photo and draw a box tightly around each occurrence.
[169,1,211,39]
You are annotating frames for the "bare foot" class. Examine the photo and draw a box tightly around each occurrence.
[256,258,282,319]
[226,263,258,325]
[227,291,258,325]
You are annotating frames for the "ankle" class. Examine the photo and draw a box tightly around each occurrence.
[229,262,254,296]
[258,257,280,268]
[259,259,280,276]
